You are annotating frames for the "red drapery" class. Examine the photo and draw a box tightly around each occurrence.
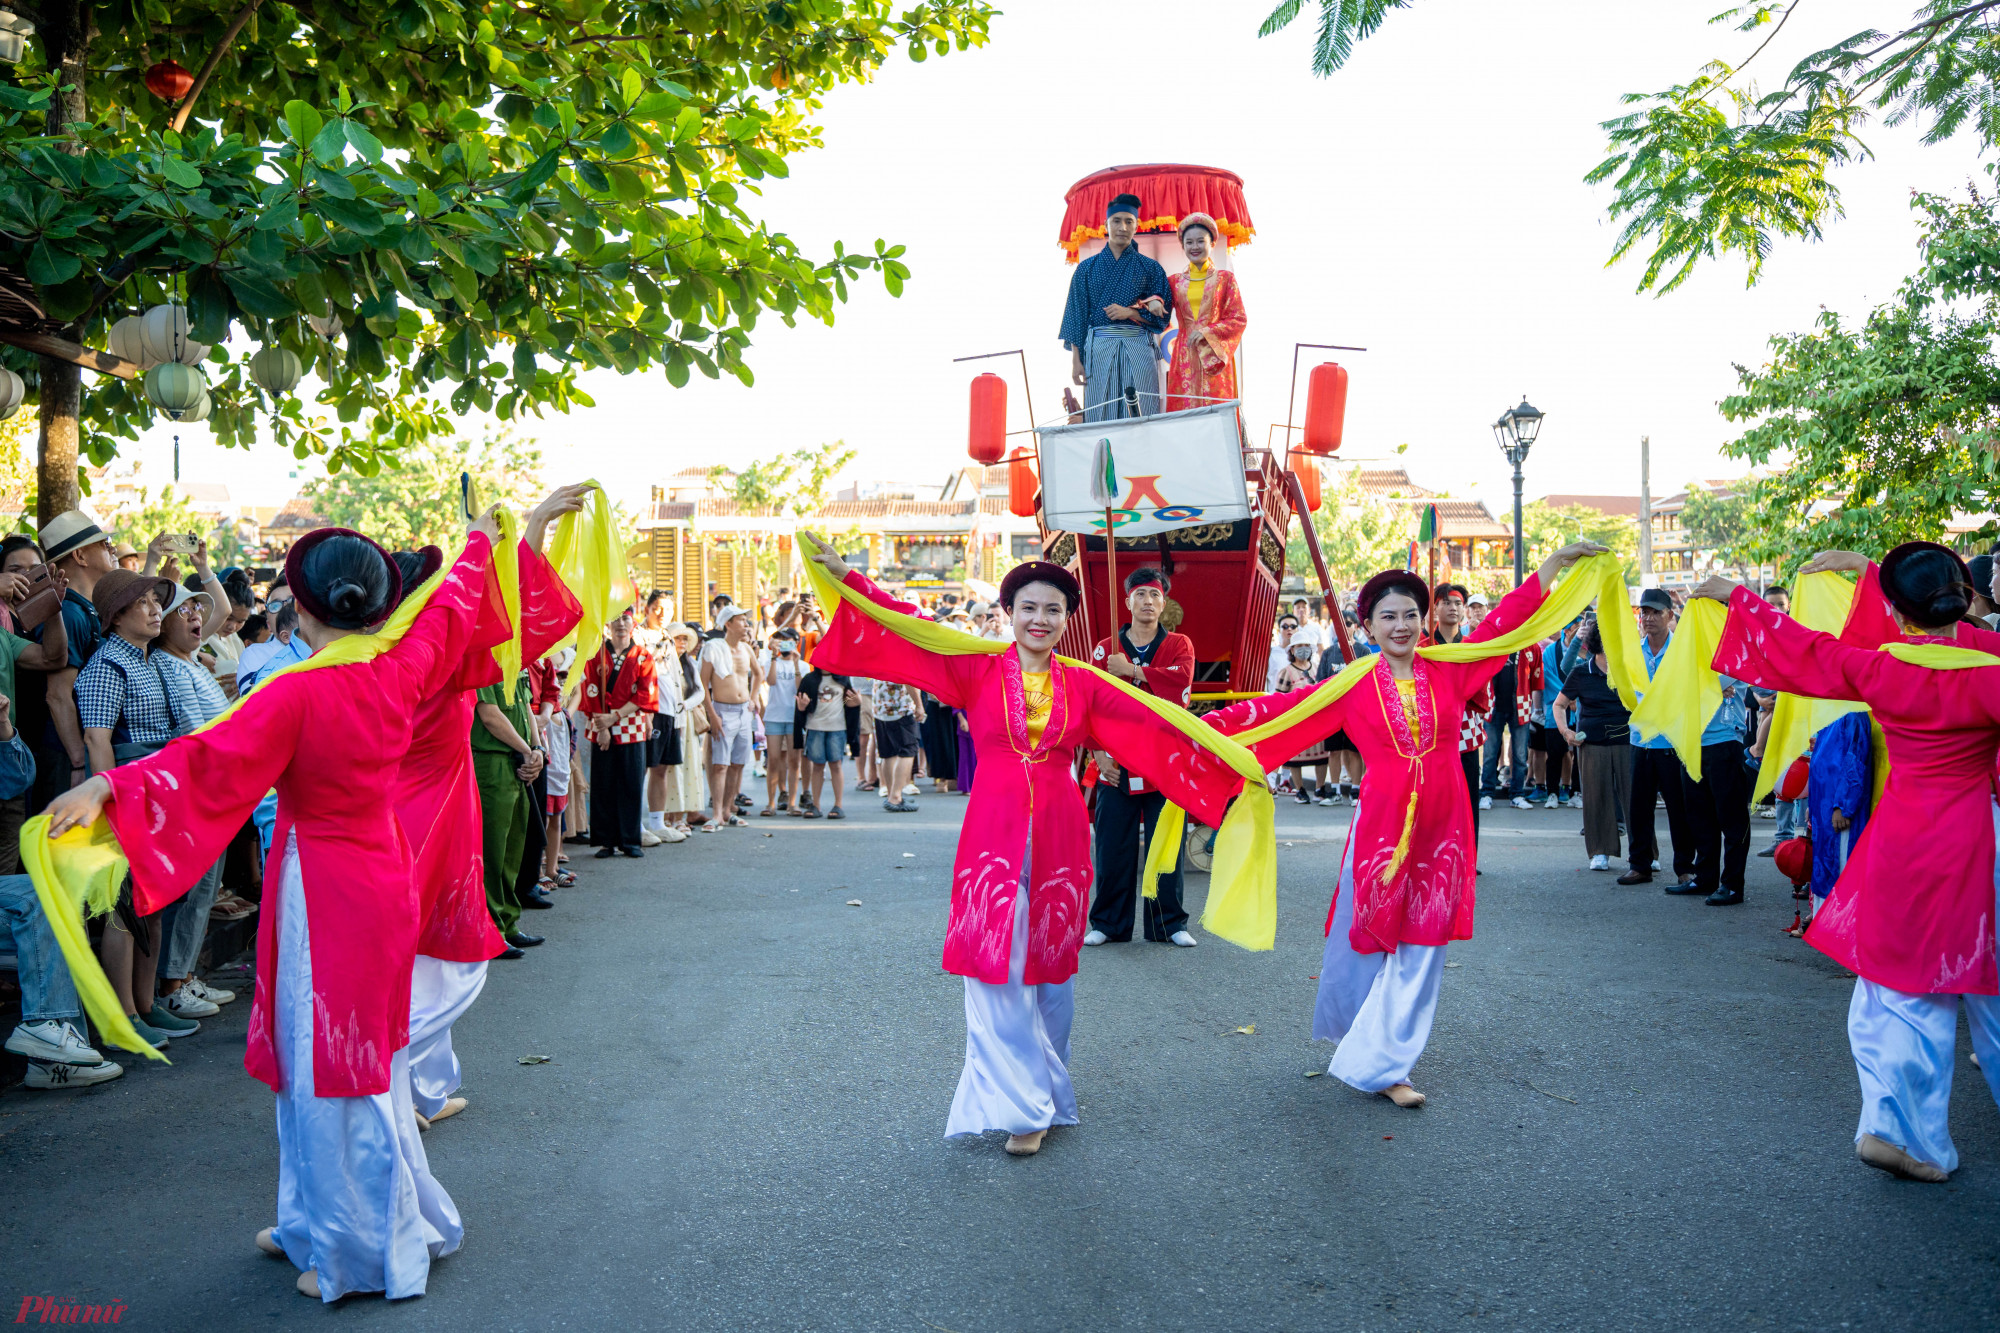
[1059,163,1255,262]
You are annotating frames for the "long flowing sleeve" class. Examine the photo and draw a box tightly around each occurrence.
[520,545,584,663]
[1437,572,1548,696]
[808,570,982,708]
[1713,585,1882,703]
[1205,679,1360,773]
[105,673,310,916]
[1080,675,1238,830]
[1059,262,1091,349]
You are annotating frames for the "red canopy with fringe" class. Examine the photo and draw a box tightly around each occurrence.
[1059,163,1254,262]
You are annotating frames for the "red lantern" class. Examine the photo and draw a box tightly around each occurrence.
[145,60,195,101]
[968,372,1007,465]
[1290,451,1321,512]
[1301,362,1348,456]
[1778,755,1811,803]
[1007,448,1038,518]
[1774,836,1813,888]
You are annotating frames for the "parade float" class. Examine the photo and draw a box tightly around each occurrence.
[960,163,1356,704]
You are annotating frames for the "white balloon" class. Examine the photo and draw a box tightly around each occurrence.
[139,303,193,366]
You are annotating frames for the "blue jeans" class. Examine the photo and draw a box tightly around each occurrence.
[0,872,79,1023]
[1775,797,1801,841]
[157,855,224,980]
[1481,720,1528,795]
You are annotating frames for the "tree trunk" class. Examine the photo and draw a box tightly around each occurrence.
[35,0,90,524]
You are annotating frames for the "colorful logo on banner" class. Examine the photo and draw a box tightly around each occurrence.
[1086,475,1207,531]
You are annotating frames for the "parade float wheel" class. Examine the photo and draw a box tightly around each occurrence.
[1185,821,1215,874]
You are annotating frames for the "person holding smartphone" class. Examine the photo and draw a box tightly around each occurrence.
[1553,621,1631,872]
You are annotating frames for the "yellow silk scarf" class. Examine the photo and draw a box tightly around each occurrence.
[492,508,525,702]
[1751,572,1866,799]
[1627,599,1728,780]
[544,481,628,659]
[21,546,465,1059]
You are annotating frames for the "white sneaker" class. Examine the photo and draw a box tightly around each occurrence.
[6,1019,103,1065]
[659,826,689,843]
[24,1059,123,1089]
[1544,794,1559,809]
[161,987,220,1019]
[182,976,235,1005]
[902,784,919,798]
[1169,930,1198,947]
[639,828,662,847]
[1082,930,1108,946]
[1510,796,1532,809]
[1652,859,1662,871]
[1589,854,1610,871]
[1478,795,1493,811]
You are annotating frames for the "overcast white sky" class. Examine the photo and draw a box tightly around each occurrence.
[124,0,1986,515]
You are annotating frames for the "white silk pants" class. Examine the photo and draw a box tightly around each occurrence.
[1312,814,1446,1092]
[270,835,461,1301]
[1843,803,2000,1172]
[407,955,487,1120]
[945,866,1077,1138]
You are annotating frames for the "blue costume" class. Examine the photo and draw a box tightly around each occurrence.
[1057,193,1171,423]
[1807,710,1872,901]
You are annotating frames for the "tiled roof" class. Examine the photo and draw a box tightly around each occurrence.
[1540,493,1642,518]
[816,500,976,519]
[649,501,695,522]
[1425,498,1511,539]
[264,496,323,529]
[1352,467,1436,499]
[670,465,728,480]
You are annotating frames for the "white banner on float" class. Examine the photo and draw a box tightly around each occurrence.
[1037,401,1250,538]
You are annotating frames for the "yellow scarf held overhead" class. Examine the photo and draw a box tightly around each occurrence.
[491,508,525,703]
[545,481,629,658]
[18,541,475,1062]
[1751,571,1866,800]
[799,551,1283,952]
[1626,599,1728,781]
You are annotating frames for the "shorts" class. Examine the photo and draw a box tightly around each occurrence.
[547,793,569,816]
[1533,725,1570,756]
[647,713,682,767]
[804,728,845,765]
[1326,730,1355,753]
[765,719,795,752]
[874,715,920,759]
[712,700,754,766]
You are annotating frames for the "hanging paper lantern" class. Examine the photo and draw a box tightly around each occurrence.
[179,387,212,424]
[140,303,201,366]
[144,60,194,101]
[144,362,207,420]
[305,312,343,339]
[1290,451,1321,512]
[968,373,1006,466]
[107,315,155,370]
[1007,448,1038,519]
[1301,362,1348,456]
[249,345,303,396]
[0,367,23,421]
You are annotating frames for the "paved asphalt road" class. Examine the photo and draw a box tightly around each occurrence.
[4,795,1999,1331]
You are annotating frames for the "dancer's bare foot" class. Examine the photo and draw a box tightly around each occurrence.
[254,1227,283,1256]
[1004,1129,1048,1156]
[429,1096,467,1124]
[296,1270,322,1299]
[1856,1132,1949,1182]
[413,1108,431,1132]
[1379,1083,1426,1108]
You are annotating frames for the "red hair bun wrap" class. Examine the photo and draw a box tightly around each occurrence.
[1774,837,1813,888]
[1776,755,1810,803]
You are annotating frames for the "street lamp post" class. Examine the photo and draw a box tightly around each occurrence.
[1492,396,1544,587]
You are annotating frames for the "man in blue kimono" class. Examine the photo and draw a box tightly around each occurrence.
[1058,192,1171,422]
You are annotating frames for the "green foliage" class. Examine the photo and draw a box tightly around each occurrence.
[1676,485,1764,576]
[726,440,856,514]
[303,428,545,551]
[1,0,992,471]
[111,482,210,548]
[1717,183,2000,568]
[1257,0,1414,75]
[1518,501,1639,576]
[1285,465,1417,587]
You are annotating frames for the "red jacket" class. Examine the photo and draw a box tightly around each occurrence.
[1088,628,1195,794]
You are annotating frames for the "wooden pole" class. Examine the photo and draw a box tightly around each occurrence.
[1104,510,1120,650]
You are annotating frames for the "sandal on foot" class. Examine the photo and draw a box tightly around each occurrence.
[428,1096,467,1124]
[1856,1132,1949,1182]
[1004,1129,1048,1156]
[1379,1083,1427,1108]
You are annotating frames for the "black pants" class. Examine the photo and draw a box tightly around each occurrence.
[1460,748,1480,847]
[1088,784,1187,941]
[590,740,647,850]
[1628,747,1693,878]
[1681,740,1751,893]
[516,767,549,895]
